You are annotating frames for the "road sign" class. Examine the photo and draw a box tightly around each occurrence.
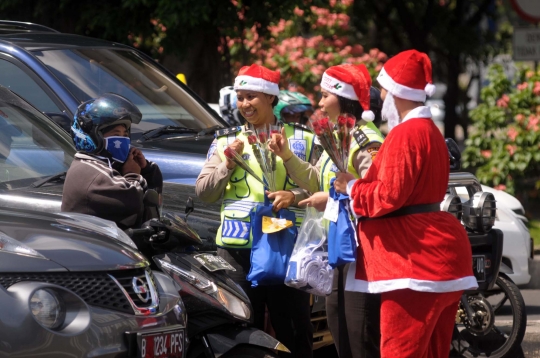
[511,0,540,24]
[513,28,540,61]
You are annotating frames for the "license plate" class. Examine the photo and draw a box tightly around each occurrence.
[194,253,236,272]
[138,329,184,358]
[472,255,486,282]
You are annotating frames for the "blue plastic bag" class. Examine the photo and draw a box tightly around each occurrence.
[327,178,357,268]
[247,205,297,287]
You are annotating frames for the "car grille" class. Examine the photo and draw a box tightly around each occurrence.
[0,268,155,314]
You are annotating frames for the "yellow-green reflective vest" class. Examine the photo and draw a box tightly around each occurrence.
[215,123,315,249]
[319,121,385,192]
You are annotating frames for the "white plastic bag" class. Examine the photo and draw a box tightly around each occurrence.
[284,205,334,296]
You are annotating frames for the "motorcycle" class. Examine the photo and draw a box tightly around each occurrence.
[444,139,527,358]
[126,193,288,358]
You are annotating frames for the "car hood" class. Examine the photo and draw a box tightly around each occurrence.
[0,206,148,272]
[0,180,221,242]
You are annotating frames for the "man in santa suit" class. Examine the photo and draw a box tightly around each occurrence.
[334,49,478,358]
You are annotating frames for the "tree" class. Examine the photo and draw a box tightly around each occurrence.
[224,1,386,104]
[462,64,540,209]
[350,0,501,140]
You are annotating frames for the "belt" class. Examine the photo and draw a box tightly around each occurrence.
[358,203,440,221]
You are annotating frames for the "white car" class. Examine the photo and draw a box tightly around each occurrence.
[484,186,532,286]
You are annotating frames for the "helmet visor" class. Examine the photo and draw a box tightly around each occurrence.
[281,104,313,115]
[80,93,142,128]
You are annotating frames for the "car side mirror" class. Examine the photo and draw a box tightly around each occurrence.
[445,138,461,171]
[185,197,194,218]
[45,112,71,133]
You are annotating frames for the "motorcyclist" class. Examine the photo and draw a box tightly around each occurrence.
[273,90,314,125]
[61,93,163,229]
[219,86,245,126]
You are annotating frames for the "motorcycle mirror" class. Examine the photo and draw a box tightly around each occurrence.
[143,189,160,206]
[185,197,195,218]
[445,138,461,171]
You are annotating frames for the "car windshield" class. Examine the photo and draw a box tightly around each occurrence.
[34,48,223,137]
[0,87,74,189]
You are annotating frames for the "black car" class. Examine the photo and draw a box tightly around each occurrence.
[0,20,227,185]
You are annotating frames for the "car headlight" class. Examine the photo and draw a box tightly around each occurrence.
[462,192,496,233]
[58,212,138,249]
[440,194,462,220]
[157,259,251,320]
[30,289,65,329]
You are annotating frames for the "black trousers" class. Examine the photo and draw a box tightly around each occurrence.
[218,248,314,358]
[325,263,381,358]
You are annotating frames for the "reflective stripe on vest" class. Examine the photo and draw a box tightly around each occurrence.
[320,121,384,192]
[215,125,314,248]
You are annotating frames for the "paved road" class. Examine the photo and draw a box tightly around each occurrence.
[315,289,540,358]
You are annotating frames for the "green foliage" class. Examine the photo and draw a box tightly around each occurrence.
[462,64,540,203]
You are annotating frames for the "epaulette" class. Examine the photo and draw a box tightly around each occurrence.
[287,122,313,133]
[353,127,370,148]
[215,126,242,137]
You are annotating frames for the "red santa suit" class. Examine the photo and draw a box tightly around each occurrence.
[344,50,477,358]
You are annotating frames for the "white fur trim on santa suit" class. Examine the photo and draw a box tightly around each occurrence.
[345,261,478,293]
[321,72,358,101]
[234,75,280,96]
[402,106,432,122]
[377,67,430,103]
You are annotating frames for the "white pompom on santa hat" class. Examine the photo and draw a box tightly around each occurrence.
[320,63,375,122]
[233,64,280,96]
[376,49,436,102]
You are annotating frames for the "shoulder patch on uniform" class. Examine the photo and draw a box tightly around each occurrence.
[287,122,312,132]
[353,128,369,148]
[367,146,380,160]
[215,126,242,137]
[206,143,217,160]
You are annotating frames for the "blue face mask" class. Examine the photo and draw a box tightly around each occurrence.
[104,136,131,163]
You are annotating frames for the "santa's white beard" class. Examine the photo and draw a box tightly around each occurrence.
[381,92,401,131]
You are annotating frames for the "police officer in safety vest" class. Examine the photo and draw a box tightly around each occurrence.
[195,64,315,358]
[269,64,384,358]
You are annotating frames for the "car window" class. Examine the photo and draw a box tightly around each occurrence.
[34,49,224,136]
[0,89,74,187]
[0,59,61,113]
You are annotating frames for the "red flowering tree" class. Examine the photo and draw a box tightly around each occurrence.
[462,64,540,205]
[224,0,386,103]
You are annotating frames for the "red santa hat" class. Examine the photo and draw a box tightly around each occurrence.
[377,49,436,102]
[233,64,280,96]
[320,64,374,122]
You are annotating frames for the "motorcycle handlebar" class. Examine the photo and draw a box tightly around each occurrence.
[125,226,155,238]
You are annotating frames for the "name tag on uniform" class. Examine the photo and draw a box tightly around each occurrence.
[323,196,339,222]
[289,139,307,161]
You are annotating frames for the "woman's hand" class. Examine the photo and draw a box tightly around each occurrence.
[335,172,356,194]
[298,191,329,212]
[266,190,295,212]
[269,127,293,162]
[225,139,244,170]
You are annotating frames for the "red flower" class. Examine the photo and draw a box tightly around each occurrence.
[258,133,268,143]
[347,117,355,128]
[480,150,492,159]
[247,135,257,145]
[337,115,347,127]
[224,147,235,159]
[507,127,519,141]
[506,144,517,156]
